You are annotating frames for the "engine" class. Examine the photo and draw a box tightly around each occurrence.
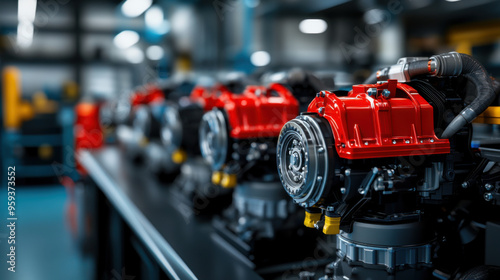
[158,78,249,213]
[277,52,500,279]
[199,82,299,188]
[160,78,248,166]
[197,76,335,269]
[111,83,189,177]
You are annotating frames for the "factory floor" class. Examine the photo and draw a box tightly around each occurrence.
[0,185,93,280]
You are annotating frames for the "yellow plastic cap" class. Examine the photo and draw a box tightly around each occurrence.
[304,211,322,228]
[323,215,341,235]
[212,171,223,185]
[171,149,187,164]
[220,173,237,188]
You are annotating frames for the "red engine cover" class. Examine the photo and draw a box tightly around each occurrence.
[130,85,164,106]
[307,79,450,159]
[219,83,299,139]
[74,102,103,174]
[189,84,234,111]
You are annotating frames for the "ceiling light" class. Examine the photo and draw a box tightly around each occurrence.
[145,5,164,28]
[146,45,164,60]
[125,47,144,64]
[18,0,37,22]
[299,19,328,34]
[121,0,152,18]
[17,21,34,48]
[250,51,271,67]
[114,30,140,49]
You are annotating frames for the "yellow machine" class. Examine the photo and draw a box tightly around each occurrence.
[2,67,61,130]
[2,67,34,130]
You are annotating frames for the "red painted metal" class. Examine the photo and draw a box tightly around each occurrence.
[130,85,164,106]
[74,102,103,174]
[218,83,299,139]
[190,84,234,111]
[307,79,450,159]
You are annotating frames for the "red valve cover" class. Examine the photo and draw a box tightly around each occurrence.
[130,85,165,106]
[218,83,299,139]
[190,84,234,111]
[307,79,450,159]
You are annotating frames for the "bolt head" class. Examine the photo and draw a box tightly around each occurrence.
[392,140,397,144]
[367,88,377,96]
[430,139,435,143]
[340,187,346,194]
[462,182,469,189]
[484,193,494,202]
[327,206,335,212]
[345,169,351,176]
[382,89,391,98]
[485,183,494,191]
[405,140,410,144]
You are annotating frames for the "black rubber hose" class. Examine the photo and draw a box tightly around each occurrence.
[381,52,496,138]
[407,60,429,77]
[437,53,496,138]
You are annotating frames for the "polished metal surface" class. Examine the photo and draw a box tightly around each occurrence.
[337,235,432,270]
[277,115,330,207]
[79,147,263,280]
[161,103,183,149]
[199,109,229,170]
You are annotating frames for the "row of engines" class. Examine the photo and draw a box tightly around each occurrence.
[75,53,500,280]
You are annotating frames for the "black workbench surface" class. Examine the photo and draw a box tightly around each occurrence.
[79,147,264,280]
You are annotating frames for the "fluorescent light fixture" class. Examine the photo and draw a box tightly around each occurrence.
[18,0,37,22]
[299,19,327,34]
[17,21,34,48]
[146,45,164,60]
[146,5,163,28]
[125,46,144,64]
[121,0,152,18]
[145,5,170,34]
[445,0,461,2]
[250,51,271,67]
[114,30,140,49]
